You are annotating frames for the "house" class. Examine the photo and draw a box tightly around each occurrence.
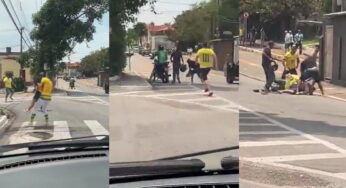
[0,47,32,86]
[64,62,81,77]
[322,0,346,86]
[143,23,175,51]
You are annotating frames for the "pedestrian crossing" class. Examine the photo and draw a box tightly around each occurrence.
[0,94,109,106]
[114,89,239,112]
[239,109,346,181]
[7,120,109,145]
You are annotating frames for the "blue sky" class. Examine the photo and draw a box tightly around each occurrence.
[129,0,206,27]
[0,0,108,62]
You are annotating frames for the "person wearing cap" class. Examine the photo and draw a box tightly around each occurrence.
[195,42,217,96]
[152,45,169,83]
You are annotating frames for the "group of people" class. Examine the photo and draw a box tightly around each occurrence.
[284,30,304,55]
[152,43,217,96]
[262,41,324,96]
[239,26,266,47]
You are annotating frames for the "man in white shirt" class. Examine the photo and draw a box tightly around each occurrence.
[284,31,290,52]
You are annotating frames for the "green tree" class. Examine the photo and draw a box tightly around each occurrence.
[31,0,108,76]
[79,48,109,77]
[133,22,147,46]
[110,0,156,75]
[169,0,239,47]
[126,28,139,48]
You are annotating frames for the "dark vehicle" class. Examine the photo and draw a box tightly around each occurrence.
[149,59,170,83]
[109,146,239,187]
[0,136,108,188]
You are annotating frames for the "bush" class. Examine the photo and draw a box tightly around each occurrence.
[12,77,25,92]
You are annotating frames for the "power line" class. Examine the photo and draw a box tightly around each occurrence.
[1,0,31,49]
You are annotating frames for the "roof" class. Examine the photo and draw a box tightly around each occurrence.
[148,24,172,33]
[0,52,21,57]
[66,62,80,68]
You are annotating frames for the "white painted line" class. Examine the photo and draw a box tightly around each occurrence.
[0,116,8,129]
[143,92,203,98]
[240,140,320,147]
[180,97,221,102]
[325,95,346,103]
[242,153,346,163]
[240,106,346,154]
[84,120,109,139]
[214,104,239,109]
[154,96,239,113]
[239,117,263,120]
[53,121,71,140]
[91,96,109,105]
[336,173,346,180]
[240,131,294,135]
[240,123,277,126]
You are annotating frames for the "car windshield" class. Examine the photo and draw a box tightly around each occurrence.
[0,0,109,156]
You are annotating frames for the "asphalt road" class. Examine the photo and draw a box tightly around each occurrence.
[109,54,239,170]
[0,79,109,149]
[237,50,346,187]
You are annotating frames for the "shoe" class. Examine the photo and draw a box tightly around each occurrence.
[208,92,213,97]
[261,89,269,95]
[204,89,209,92]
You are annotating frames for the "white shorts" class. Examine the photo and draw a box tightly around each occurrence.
[35,98,50,115]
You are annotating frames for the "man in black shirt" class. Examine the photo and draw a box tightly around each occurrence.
[261,41,276,94]
[170,47,184,84]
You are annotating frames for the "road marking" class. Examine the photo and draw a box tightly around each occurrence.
[240,140,320,147]
[143,92,203,98]
[180,97,221,102]
[240,106,346,154]
[240,116,263,120]
[240,131,294,135]
[240,123,277,126]
[53,121,71,140]
[336,173,346,179]
[242,153,346,163]
[84,120,109,139]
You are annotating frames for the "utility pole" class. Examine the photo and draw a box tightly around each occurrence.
[20,27,24,55]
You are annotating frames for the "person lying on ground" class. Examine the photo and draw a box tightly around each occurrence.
[277,74,312,95]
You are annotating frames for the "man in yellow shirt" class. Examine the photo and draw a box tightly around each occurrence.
[3,73,14,103]
[282,46,300,79]
[195,42,217,96]
[30,75,53,125]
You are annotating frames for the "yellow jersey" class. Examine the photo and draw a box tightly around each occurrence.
[3,77,12,88]
[284,51,299,69]
[197,48,215,68]
[285,75,300,90]
[40,77,53,100]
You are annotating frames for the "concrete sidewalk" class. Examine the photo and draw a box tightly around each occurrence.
[240,46,346,102]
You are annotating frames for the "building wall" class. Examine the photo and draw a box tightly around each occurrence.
[0,59,33,82]
[329,15,346,86]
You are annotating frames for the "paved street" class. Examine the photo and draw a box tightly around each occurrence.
[109,54,239,167]
[0,79,109,149]
[237,50,346,187]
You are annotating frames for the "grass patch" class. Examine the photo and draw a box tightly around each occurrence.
[302,38,319,47]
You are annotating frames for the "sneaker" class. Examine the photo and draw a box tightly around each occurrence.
[204,89,209,93]
[208,92,213,97]
[261,89,269,95]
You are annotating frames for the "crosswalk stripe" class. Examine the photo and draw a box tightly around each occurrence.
[240,140,320,147]
[240,123,278,126]
[240,131,295,135]
[242,153,346,163]
[53,121,71,140]
[84,120,109,139]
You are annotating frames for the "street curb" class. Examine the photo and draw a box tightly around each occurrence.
[240,46,283,60]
